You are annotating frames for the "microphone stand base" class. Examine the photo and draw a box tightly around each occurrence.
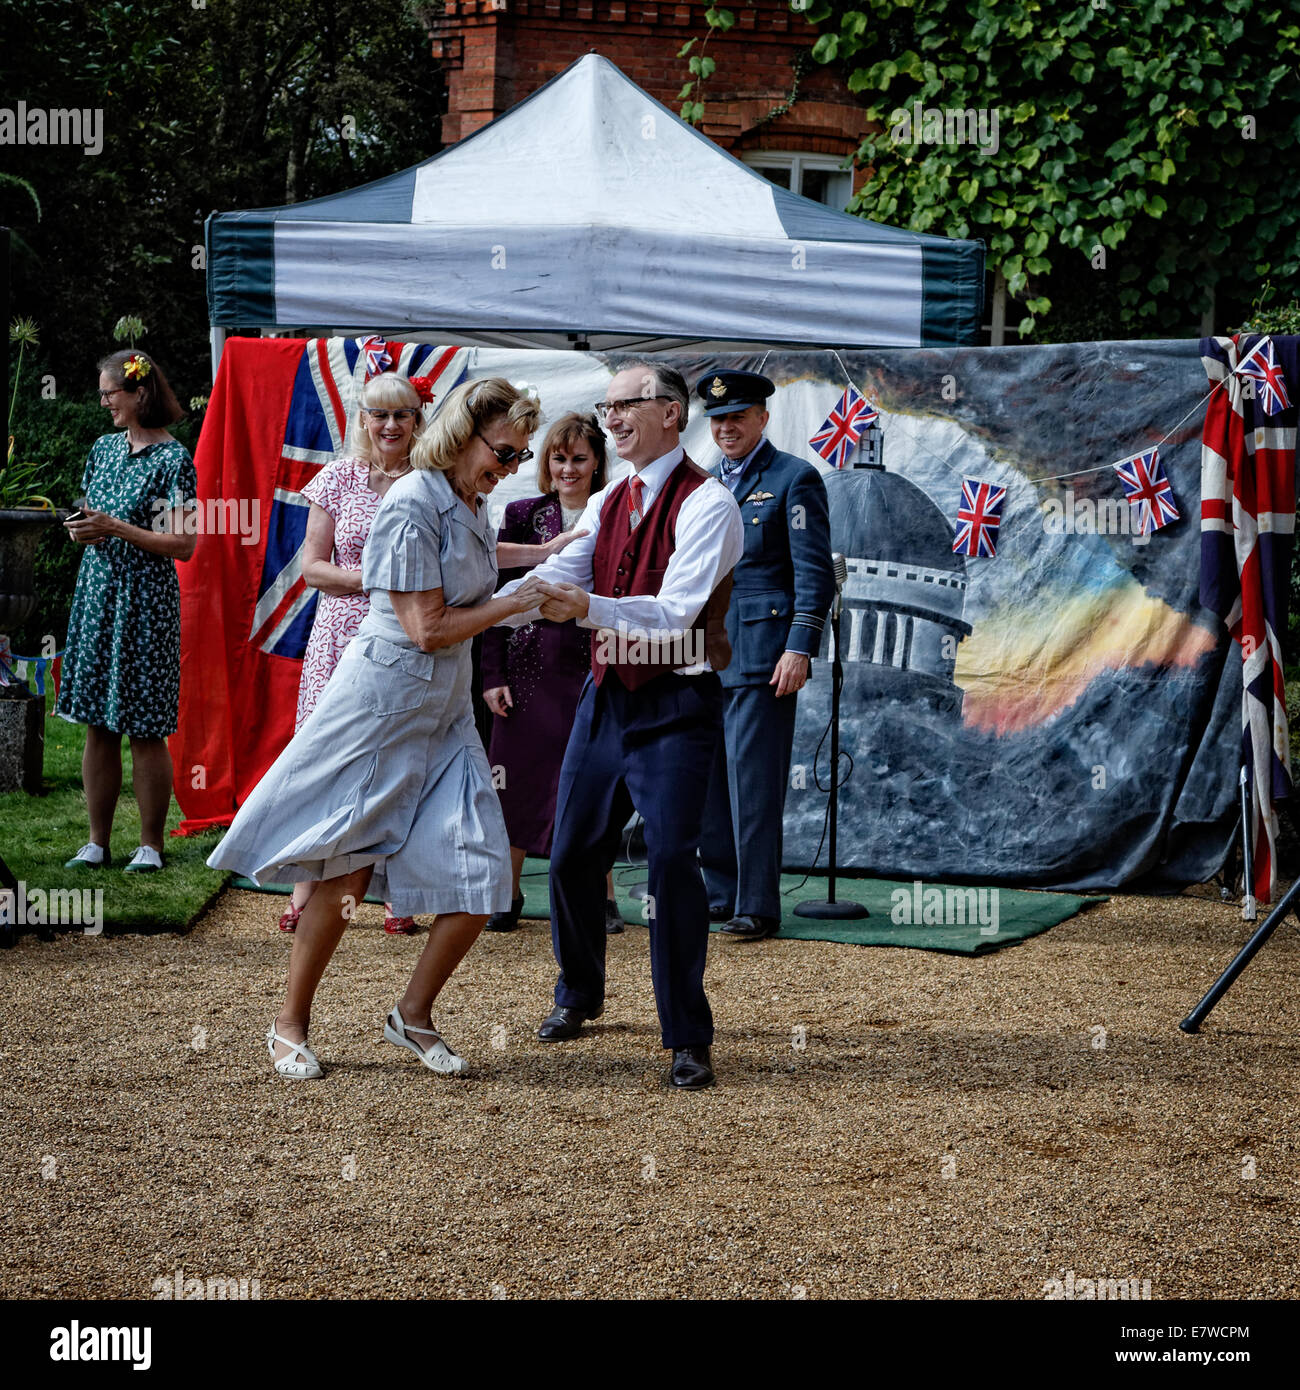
[794,899,870,920]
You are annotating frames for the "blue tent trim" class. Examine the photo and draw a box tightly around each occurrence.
[206,212,275,325]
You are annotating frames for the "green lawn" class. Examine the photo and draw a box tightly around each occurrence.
[0,711,229,933]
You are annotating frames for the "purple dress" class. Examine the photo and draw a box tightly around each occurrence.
[482,494,592,855]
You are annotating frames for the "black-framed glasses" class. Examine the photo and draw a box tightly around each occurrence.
[362,407,419,423]
[594,395,670,421]
[98,388,125,401]
[477,432,534,465]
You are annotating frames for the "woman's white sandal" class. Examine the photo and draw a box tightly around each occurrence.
[384,1006,469,1075]
[266,1023,323,1080]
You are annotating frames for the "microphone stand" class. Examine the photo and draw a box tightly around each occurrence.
[796,559,868,920]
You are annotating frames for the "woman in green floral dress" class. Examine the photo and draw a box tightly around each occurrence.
[56,349,197,873]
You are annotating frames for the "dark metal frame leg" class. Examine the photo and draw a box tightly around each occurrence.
[1179,876,1300,1032]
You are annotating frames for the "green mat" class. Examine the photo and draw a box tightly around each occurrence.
[234,857,1104,956]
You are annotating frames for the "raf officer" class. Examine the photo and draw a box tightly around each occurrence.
[697,369,835,940]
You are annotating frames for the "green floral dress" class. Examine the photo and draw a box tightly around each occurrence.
[56,433,197,737]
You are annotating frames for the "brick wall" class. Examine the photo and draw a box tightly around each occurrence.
[430,0,870,177]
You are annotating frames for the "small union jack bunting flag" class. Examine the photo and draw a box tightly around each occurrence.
[1234,336,1293,417]
[357,335,393,379]
[810,385,879,469]
[1114,447,1180,535]
[953,479,1007,558]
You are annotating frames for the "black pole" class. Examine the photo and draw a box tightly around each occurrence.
[796,601,867,920]
[827,635,839,902]
[1179,875,1300,1032]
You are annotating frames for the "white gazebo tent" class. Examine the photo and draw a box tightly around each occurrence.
[206,53,984,371]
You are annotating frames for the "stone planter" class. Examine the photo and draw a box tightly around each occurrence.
[0,507,61,630]
[0,507,60,793]
[0,685,44,793]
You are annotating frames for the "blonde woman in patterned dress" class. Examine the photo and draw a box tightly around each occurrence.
[276,371,428,936]
[58,349,196,874]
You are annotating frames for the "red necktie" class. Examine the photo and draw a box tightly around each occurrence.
[627,474,645,531]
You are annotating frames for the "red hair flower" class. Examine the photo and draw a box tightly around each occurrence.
[409,375,436,404]
[122,353,152,383]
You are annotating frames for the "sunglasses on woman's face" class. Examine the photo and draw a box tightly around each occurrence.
[477,432,534,466]
[362,407,418,423]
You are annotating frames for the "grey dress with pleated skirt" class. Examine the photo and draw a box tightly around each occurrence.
[207,467,512,916]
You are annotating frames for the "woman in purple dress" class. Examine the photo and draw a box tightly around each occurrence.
[481,413,620,934]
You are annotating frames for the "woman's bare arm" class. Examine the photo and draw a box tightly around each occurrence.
[300,504,362,595]
[389,577,546,653]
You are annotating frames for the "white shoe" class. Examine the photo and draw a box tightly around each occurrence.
[124,845,162,873]
[266,1022,323,1080]
[64,842,110,869]
[383,1006,469,1075]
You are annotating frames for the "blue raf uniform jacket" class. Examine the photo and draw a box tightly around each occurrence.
[710,439,836,689]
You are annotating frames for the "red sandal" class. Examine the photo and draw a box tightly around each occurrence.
[278,904,301,933]
[384,914,417,935]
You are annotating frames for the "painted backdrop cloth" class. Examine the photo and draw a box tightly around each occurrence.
[481,494,593,855]
[206,468,511,915]
[181,338,1273,892]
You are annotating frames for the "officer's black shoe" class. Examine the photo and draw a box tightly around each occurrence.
[669,1046,714,1089]
[604,898,625,934]
[708,903,735,923]
[537,1005,603,1041]
[720,913,781,940]
[484,894,526,933]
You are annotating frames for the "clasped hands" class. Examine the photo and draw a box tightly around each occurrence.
[510,575,590,623]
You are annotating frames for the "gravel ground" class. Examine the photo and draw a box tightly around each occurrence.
[2,883,1299,1301]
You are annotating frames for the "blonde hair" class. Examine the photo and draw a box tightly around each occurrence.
[536,412,608,494]
[411,377,543,474]
[346,372,424,466]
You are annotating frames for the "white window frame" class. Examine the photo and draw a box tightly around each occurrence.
[741,151,854,211]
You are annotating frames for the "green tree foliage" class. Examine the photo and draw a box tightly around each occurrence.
[0,0,442,398]
[799,0,1300,338]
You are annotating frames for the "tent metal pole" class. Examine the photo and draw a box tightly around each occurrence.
[1239,764,1256,920]
[209,326,227,384]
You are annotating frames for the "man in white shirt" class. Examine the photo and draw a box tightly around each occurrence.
[493,360,742,1088]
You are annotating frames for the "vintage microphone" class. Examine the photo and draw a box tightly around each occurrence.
[796,552,868,920]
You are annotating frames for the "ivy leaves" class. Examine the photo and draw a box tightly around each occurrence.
[679,9,735,125]
[800,0,1300,338]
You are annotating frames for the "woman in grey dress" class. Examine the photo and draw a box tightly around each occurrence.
[208,378,547,1080]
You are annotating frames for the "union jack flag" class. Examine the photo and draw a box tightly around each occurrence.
[1234,336,1293,417]
[952,478,1006,558]
[1114,447,1180,535]
[1200,334,1299,903]
[250,338,465,660]
[358,335,393,379]
[810,386,878,468]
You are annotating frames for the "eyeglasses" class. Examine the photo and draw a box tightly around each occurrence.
[99,388,125,401]
[477,432,534,465]
[594,396,671,421]
[362,407,419,423]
